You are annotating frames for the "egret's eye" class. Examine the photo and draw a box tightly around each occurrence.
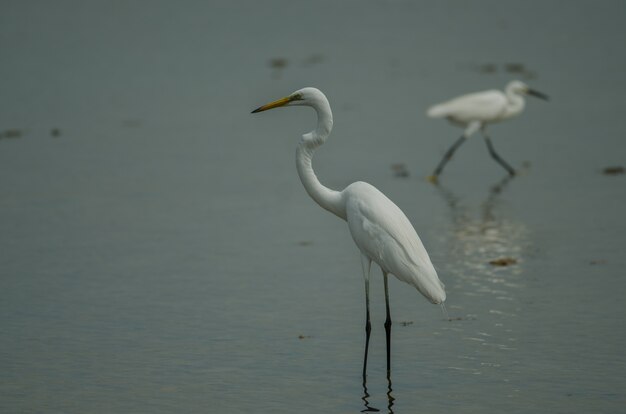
[291,93,303,101]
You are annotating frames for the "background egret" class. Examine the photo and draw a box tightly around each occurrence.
[427,80,548,180]
[252,87,445,378]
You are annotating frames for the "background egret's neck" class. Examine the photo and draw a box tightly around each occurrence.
[504,88,526,118]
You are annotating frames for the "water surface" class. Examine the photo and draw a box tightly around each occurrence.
[1,1,625,413]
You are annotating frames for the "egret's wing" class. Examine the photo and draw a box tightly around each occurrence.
[345,182,445,303]
[428,90,507,123]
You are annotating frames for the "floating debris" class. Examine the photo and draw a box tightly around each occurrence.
[50,128,61,137]
[504,63,526,74]
[504,62,536,79]
[602,166,624,175]
[399,321,413,326]
[1,128,22,139]
[269,57,288,79]
[302,53,324,67]
[298,334,312,340]
[489,257,517,266]
[470,62,537,79]
[269,57,288,69]
[478,63,497,74]
[391,163,409,178]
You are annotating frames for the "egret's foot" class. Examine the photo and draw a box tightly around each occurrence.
[426,175,439,184]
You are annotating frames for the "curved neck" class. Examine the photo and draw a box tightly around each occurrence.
[295,102,345,220]
[504,88,526,118]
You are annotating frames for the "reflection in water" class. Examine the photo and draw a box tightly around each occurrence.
[433,175,531,377]
[361,372,395,413]
[360,175,526,411]
[361,379,379,412]
[361,313,395,413]
[435,175,528,285]
[386,375,395,413]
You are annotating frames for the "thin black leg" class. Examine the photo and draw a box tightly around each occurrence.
[383,272,392,375]
[363,305,372,382]
[361,257,372,382]
[432,135,466,177]
[361,257,379,412]
[483,135,515,176]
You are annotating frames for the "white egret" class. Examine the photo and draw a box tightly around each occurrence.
[426,80,548,180]
[252,87,445,376]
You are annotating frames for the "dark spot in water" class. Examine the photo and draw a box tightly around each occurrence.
[391,163,409,178]
[302,54,324,67]
[298,334,312,340]
[447,316,473,321]
[504,62,537,79]
[50,128,61,137]
[269,58,288,79]
[297,241,313,246]
[602,166,624,175]
[489,257,517,266]
[269,58,288,69]
[479,63,497,74]
[471,63,537,79]
[589,259,606,265]
[399,321,413,326]
[1,128,22,139]
[504,63,525,73]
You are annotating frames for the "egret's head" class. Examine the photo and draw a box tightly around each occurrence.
[507,80,549,101]
[251,87,329,113]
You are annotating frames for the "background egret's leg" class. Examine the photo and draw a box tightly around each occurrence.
[383,271,392,375]
[430,121,481,180]
[482,130,515,176]
[431,135,466,177]
[360,255,373,382]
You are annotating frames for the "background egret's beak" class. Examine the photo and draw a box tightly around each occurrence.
[251,96,293,113]
[527,88,549,101]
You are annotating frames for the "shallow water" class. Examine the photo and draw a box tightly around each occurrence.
[1,1,625,413]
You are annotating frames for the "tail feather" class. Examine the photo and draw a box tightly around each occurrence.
[427,103,448,118]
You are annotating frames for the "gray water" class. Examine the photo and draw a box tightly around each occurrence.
[1,1,625,413]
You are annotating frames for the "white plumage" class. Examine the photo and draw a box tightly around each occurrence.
[252,87,445,375]
[427,80,548,180]
[344,181,444,303]
[427,89,511,124]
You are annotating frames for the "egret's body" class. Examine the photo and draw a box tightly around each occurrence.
[252,87,445,377]
[427,80,548,180]
[344,182,444,300]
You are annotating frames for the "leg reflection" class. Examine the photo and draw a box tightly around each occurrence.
[386,371,395,414]
[361,369,395,413]
[361,256,379,412]
[361,376,380,412]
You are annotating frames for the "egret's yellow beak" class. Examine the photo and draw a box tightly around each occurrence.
[251,96,293,113]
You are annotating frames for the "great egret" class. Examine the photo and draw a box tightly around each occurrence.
[426,80,548,181]
[252,87,445,378]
